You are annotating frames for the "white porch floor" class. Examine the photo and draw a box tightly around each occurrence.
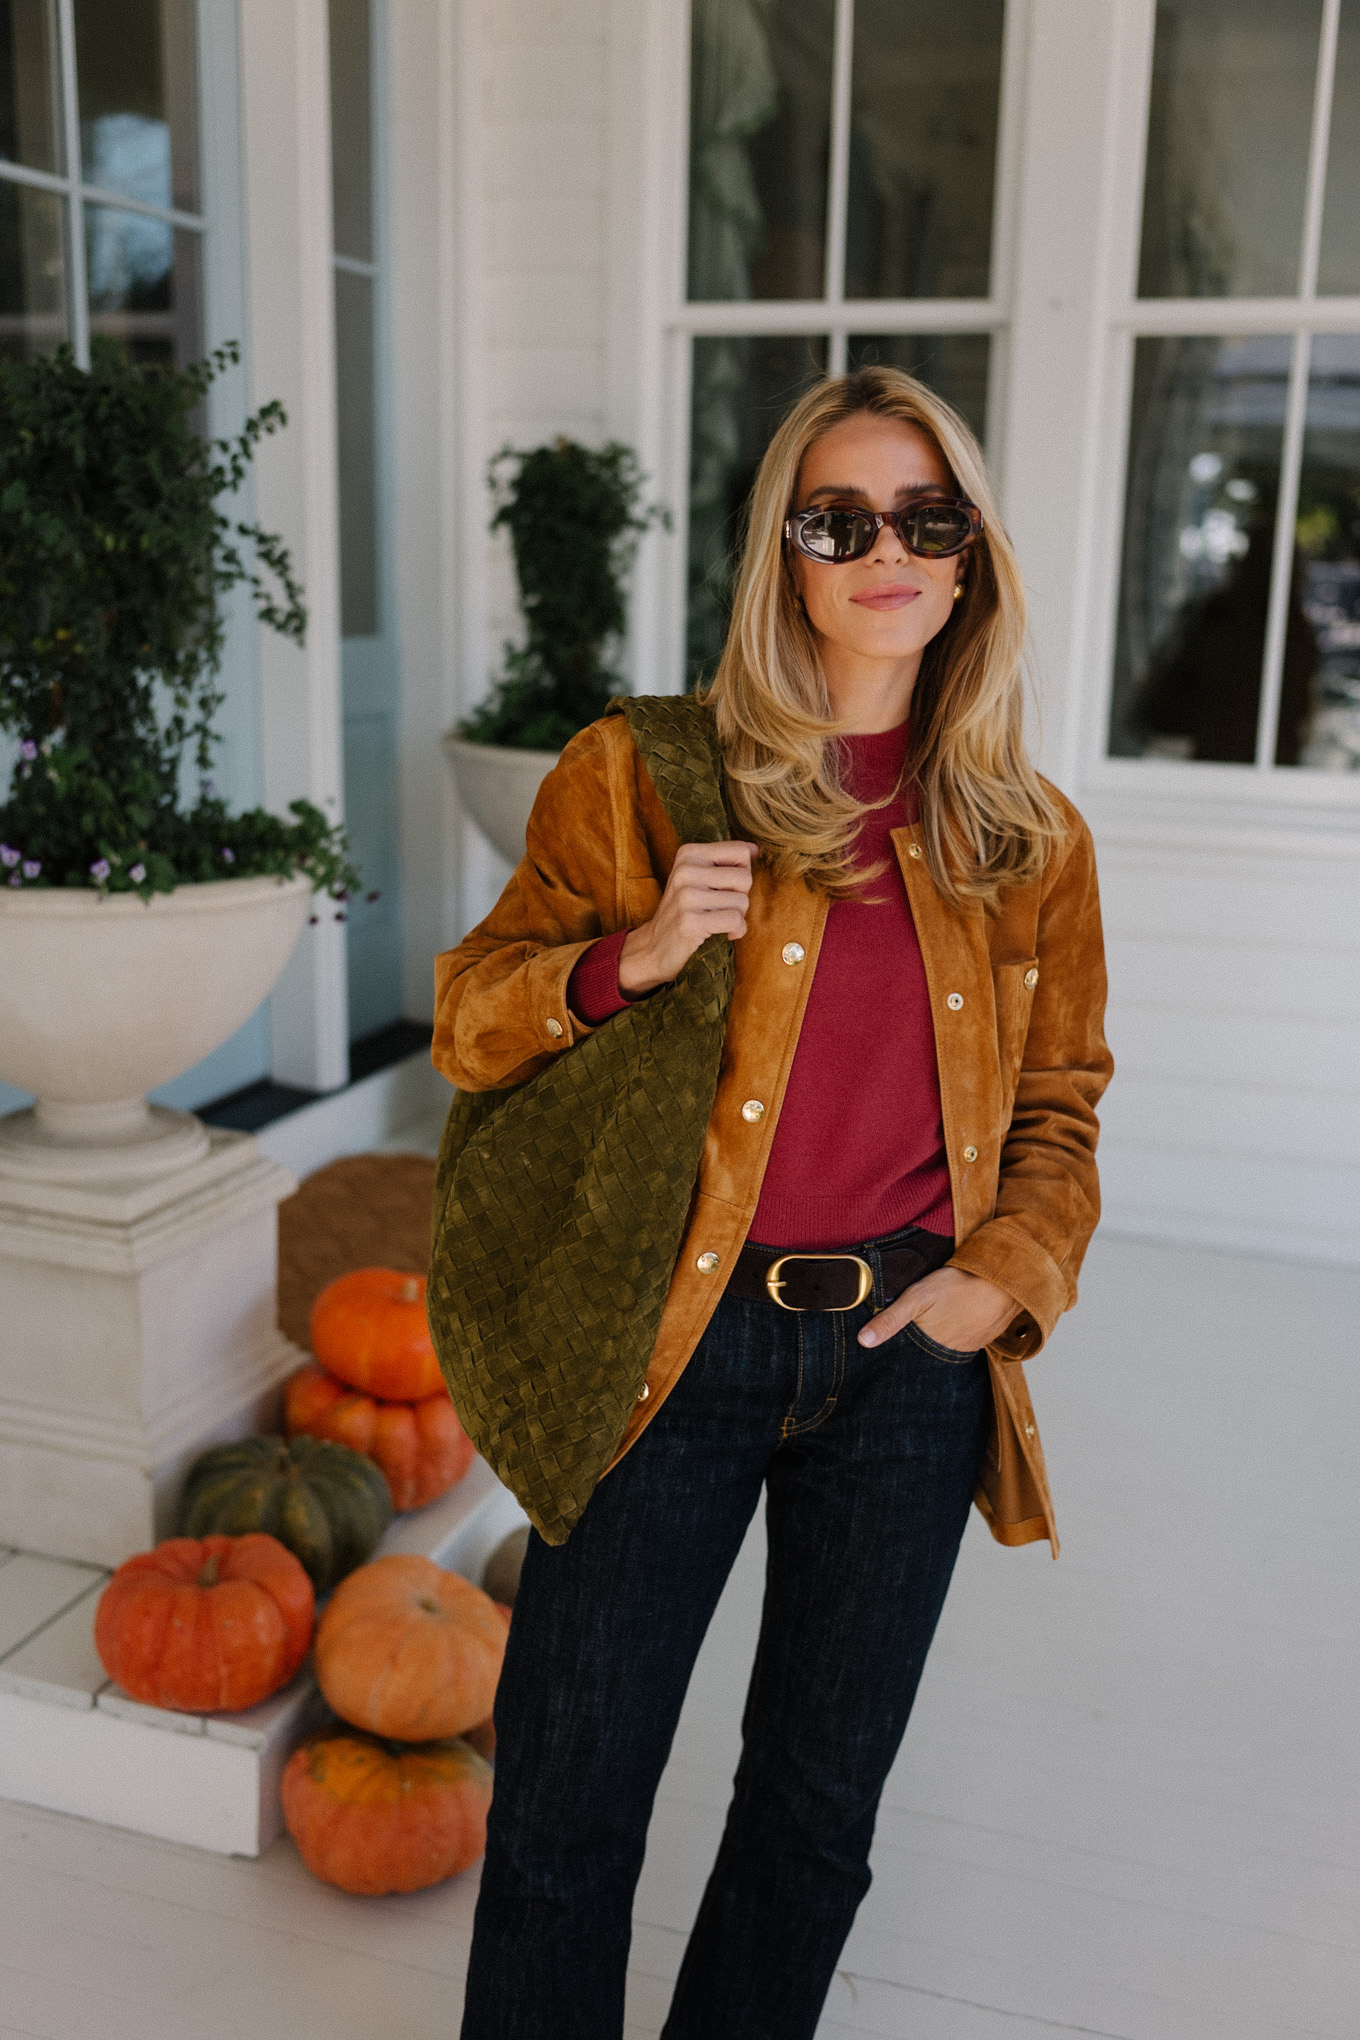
[1,1151,1357,2037]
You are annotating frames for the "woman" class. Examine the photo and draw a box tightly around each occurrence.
[434,366,1111,2039]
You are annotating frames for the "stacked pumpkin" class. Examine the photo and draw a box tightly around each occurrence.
[284,1268,475,1512]
[283,1553,508,1894]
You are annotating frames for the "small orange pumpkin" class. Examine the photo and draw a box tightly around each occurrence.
[282,1727,493,1894]
[94,1533,314,1713]
[284,1362,475,1511]
[314,1553,506,1741]
[310,1267,444,1401]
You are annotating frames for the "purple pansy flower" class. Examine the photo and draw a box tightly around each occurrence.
[19,740,37,762]
[22,861,40,880]
[220,846,235,864]
[7,874,20,888]
[0,845,18,868]
[129,863,146,883]
[90,858,111,883]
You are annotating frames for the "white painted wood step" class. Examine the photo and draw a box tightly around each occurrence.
[0,1459,527,1855]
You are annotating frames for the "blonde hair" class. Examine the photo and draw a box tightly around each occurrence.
[705,365,1061,907]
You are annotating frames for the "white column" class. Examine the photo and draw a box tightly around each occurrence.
[237,0,350,1089]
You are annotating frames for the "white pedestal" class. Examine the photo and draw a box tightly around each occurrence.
[0,1130,303,1568]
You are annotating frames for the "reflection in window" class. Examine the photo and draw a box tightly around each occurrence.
[847,333,989,443]
[687,0,834,302]
[1109,336,1318,765]
[1288,338,1360,771]
[845,0,1003,301]
[85,205,199,367]
[0,177,65,358]
[1137,0,1323,299]
[688,335,827,687]
[1318,0,1360,296]
[73,0,198,213]
[0,0,59,173]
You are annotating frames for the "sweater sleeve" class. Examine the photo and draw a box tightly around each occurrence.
[566,930,633,1027]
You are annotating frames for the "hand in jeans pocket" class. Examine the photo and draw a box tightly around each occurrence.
[858,1264,1015,1354]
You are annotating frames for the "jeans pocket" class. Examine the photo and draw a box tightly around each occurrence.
[904,1321,983,1365]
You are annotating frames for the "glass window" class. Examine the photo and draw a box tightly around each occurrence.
[0,0,204,368]
[845,0,1003,301]
[688,335,827,687]
[329,0,372,265]
[847,332,990,442]
[1137,0,1324,300]
[1110,336,1291,764]
[1318,0,1360,296]
[335,266,377,637]
[0,178,65,358]
[1290,337,1360,771]
[0,0,60,173]
[73,0,199,215]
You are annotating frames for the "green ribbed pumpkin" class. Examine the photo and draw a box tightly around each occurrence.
[179,1436,392,1596]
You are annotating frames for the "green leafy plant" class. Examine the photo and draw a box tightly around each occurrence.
[0,338,357,898]
[458,437,664,752]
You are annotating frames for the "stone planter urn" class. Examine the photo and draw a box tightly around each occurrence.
[444,735,559,868]
[0,873,312,1182]
[0,873,314,1564]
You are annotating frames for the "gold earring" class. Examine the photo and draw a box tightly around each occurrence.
[953,581,965,602]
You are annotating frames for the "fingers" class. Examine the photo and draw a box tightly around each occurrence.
[857,1293,919,1348]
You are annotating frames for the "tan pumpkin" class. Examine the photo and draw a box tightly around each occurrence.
[282,1727,493,1894]
[314,1553,506,1741]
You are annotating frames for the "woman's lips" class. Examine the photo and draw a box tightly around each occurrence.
[850,585,920,610]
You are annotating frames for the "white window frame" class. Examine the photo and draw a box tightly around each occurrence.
[648,0,1033,698]
[1077,0,1360,817]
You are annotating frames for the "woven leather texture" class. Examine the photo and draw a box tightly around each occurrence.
[427,695,734,1544]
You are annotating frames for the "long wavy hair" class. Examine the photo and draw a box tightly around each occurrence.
[705,365,1061,907]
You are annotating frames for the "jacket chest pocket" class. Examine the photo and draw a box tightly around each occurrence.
[992,958,1038,1113]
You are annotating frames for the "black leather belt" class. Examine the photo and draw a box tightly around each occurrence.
[728,1230,954,1312]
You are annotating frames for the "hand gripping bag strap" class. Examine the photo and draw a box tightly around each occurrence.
[426,695,735,1544]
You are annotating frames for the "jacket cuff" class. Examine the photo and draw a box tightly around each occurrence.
[566,930,633,1028]
[524,939,599,1051]
[949,1218,1073,1361]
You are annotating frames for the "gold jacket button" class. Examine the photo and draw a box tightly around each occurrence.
[907,843,922,858]
[696,1251,720,1273]
[545,1017,564,1039]
[946,992,964,1011]
[962,1144,979,1162]
[741,1099,765,1123]
[782,942,805,965]
[636,1382,651,1404]
[1024,967,1039,990]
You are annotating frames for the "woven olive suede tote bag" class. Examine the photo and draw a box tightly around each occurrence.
[426,695,735,1545]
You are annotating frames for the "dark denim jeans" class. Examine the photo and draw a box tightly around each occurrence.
[459,1225,990,2040]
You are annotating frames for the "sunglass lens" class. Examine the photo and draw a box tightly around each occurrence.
[902,504,974,555]
[797,508,876,561]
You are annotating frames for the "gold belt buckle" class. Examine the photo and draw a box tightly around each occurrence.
[765,1253,874,1312]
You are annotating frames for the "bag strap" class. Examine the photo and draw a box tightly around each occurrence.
[605,693,732,847]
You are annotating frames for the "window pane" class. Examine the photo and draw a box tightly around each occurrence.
[86,204,201,366]
[329,0,372,265]
[0,0,59,172]
[688,334,826,686]
[1318,0,1360,295]
[1288,337,1360,770]
[687,0,834,302]
[847,333,990,444]
[74,0,199,215]
[1137,0,1323,300]
[1109,334,1290,763]
[0,177,64,357]
[335,265,378,638]
[845,0,1003,301]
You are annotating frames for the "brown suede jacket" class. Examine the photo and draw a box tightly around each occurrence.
[433,713,1112,1555]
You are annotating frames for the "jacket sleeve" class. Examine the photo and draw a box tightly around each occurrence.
[949,818,1113,1359]
[432,725,624,1092]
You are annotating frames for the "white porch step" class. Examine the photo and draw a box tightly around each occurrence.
[0,1458,526,1857]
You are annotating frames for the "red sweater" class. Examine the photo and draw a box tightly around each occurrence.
[566,721,953,1250]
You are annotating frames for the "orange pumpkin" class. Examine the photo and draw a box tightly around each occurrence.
[282,1727,493,1894]
[284,1362,474,1511]
[314,1553,506,1741]
[310,1267,444,1401]
[94,1533,314,1714]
